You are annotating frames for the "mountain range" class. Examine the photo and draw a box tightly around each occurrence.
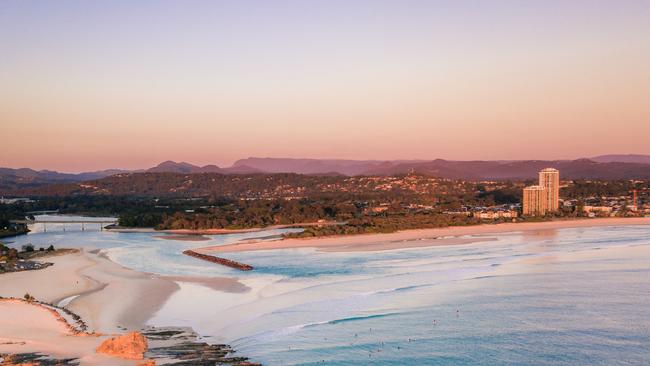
[232,157,650,179]
[1,155,650,193]
[146,160,261,174]
[589,154,650,164]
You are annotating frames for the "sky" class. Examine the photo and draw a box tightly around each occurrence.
[1,0,650,172]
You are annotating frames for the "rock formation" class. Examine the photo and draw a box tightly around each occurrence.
[96,331,148,360]
[135,361,156,366]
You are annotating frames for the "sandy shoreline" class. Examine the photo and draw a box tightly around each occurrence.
[0,249,177,334]
[0,299,141,365]
[200,217,650,253]
[0,249,251,364]
[3,216,649,363]
[155,234,210,241]
[108,221,343,235]
[107,227,268,234]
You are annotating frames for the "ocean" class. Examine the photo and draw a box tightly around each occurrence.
[7,217,650,365]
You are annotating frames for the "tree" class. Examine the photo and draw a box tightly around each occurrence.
[7,248,18,260]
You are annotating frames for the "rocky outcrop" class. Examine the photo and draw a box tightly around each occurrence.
[96,332,148,360]
[0,297,257,365]
[142,327,261,365]
[135,361,155,366]
[0,353,78,365]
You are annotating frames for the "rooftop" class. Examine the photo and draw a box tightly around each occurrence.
[524,185,546,191]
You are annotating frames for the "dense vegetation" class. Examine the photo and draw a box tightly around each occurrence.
[286,213,481,238]
[13,173,346,197]
[0,204,29,237]
[1,173,647,238]
[562,180,647,199]
[143,195,485,233]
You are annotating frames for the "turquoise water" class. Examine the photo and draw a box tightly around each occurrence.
[221,227,650,365]
[7,217,650,365]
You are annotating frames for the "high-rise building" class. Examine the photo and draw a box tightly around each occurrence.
[523,185,547,216]
[539,168,560,211]
[522,168,560,216]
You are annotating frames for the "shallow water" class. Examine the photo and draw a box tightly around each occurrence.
[7,217,650,365]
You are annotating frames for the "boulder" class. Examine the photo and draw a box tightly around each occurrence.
[96,331,148,360]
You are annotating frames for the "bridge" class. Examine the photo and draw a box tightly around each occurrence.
[11,218,118,232]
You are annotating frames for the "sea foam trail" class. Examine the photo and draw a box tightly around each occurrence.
[320,312,400,325]
[220,262,508,345]
[233,312,402,346]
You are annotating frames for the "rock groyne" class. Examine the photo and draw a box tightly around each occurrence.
[182,250,253,271]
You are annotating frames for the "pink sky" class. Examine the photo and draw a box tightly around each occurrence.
[2,1,649,172]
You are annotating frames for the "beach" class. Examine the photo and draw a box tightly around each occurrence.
[200,217,650,253]
[0,249,171,364]
[0,248,251,364]
[0,299,143,365]
[3,216,650,365]
[0,249,178,333]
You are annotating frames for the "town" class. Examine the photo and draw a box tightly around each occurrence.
[1,170,649,239]
[448,168,649,221]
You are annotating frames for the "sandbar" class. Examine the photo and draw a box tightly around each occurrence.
[200,217,650,253]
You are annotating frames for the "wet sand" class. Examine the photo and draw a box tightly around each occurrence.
[0,299,138,365]
[0,249,177,334]
[155,234,211,241]
[0,248,253,364]
[200,217,650,253]
[162,275,250,293]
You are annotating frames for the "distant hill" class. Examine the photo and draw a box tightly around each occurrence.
[15,172,345,197]
[146,161,262,174]
[232,157,425,176]
[590,154,650,164]
[359,159,650,180]
[2,157,649,195]
[0,161,263,193]
[235,157,650,180]
[147,161,222,174]
[0,167,129,192]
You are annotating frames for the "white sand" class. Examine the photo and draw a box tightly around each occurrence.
[0,300,138,365]
[0,250,179,334]
[0,250,97,304]
[0,248,253,363]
